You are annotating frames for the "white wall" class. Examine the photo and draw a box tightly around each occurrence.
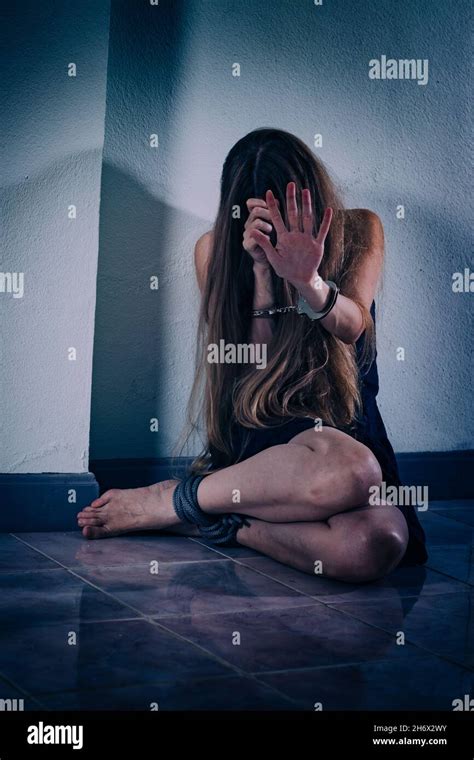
[0,1,111,472]
[2,0,470,474]
[91,0,472,459]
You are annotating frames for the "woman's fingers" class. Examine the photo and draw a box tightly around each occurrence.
[243,218,272,254]
[244,206,273,228]
[302,188,313,234]
[249,229,277,261]
[246,197,279,211]
[246,198,266,211]
[286,182,299,231]
[316,207,333,244]
[245,218,272,236]
[266,189,287,236]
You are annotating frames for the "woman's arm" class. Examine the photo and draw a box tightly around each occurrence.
[298,209,384,343]
[250,262,275,343]
[194,230,276,345]
[250,184,383,344]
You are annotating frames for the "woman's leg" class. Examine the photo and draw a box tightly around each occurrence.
[236,503,408,583]
[77,427,408,580]
[196,427,382,521]
[78,427,382,533]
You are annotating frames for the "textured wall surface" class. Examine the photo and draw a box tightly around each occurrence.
[91,0,471,459]
[2,0,470,475]
[0,1,110,472]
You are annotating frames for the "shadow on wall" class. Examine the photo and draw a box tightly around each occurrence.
[89,163,207,461]
[90,0,206,462]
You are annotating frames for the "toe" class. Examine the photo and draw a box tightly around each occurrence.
[77,508,99,519]
[90,490,118,508]
[78,516,104,527]
[90,498,107,508]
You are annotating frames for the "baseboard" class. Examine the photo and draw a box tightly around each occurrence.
[396,450,473,500]
[0,473,99,532]
[89,458,193,493]
[1,451,471,533]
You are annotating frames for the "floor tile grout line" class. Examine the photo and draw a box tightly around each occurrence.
[1,558,234,575]
[321,603,474,673]
[9,535,320,620]
[190,535,474,592]
[9,533,234,568]
[187,536,254,560]
[32,671,272,699]
[78,601,317,623]
[135,616,303,710]
[33,653,429,700]
[31,669,299,709]
[233,557,472,598]
[199,552,474,672]
[428,515,474,528]
[425,503,474,530]
[191,533,474,595]
[13,531,471,589]
[10,535,473,694]
[9,535,303,709]
[248,650,466,677]
[145,601,326,622]
[10,534,101,574]
[0,568,66,576]
[9,534,256,576]
[320,601,474,672]
[74,617,145,624]
[424,562,473,586]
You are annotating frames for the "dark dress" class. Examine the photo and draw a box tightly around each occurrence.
[209,303,428,566]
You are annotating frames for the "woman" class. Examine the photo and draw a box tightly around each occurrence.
[77,128,427,582]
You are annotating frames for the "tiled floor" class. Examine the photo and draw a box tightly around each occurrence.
[0,500,472,711]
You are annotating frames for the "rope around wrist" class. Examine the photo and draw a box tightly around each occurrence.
[172,474,250,546]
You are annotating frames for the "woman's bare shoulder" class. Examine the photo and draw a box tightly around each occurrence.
[344,208,384,249]
[194,230,214,291]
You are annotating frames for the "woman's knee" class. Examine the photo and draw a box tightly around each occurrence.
[288,429,382,509]
[305,440,382,509]
[346,444,383,505]
[342,509,409,582]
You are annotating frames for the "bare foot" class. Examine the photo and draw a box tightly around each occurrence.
[76,480,183,540]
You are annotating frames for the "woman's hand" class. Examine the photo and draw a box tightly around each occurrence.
[243,197,275,267]
[248,182,333,290]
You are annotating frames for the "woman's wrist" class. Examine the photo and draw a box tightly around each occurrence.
[296,277,331,311]
[252,261,274,310]
[253,260,272,277]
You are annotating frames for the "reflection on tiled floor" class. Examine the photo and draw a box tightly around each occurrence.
[0,500,472,711]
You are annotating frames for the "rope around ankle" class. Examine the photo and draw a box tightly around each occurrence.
[172,474,249,545]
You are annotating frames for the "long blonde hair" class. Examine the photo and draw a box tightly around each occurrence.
[185,128,374,472]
